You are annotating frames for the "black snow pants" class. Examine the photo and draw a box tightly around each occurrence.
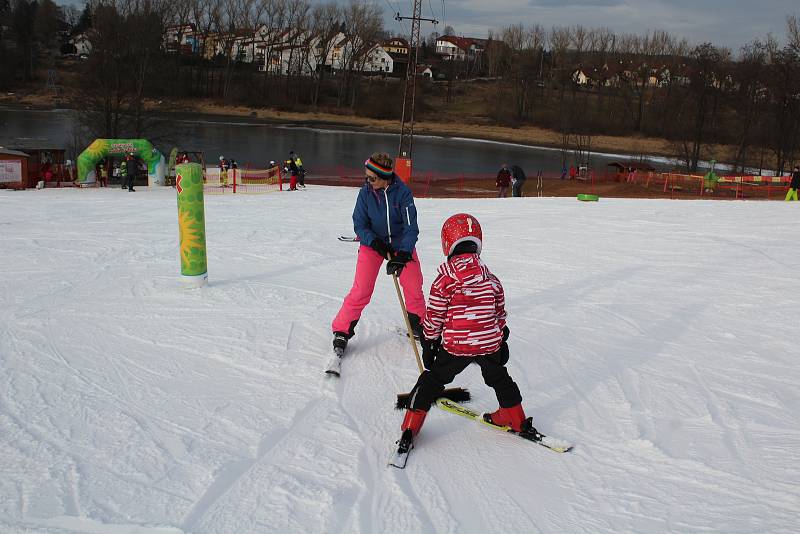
[408,343,522,412]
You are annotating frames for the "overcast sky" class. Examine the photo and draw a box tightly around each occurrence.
[383,0,796,52]
[60,0,797,52]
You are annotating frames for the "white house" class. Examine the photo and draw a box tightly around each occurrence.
[435,35,484,61]
[362,44,394,73]
[72,32,93,56]
[257,29,320,75]
[382,37,408,56]
[416,65,433,78]
[572,68,591,85]
[163,24,197,54]
[436,35,467,60]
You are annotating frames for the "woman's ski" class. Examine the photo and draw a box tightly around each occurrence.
[324,347,345,376]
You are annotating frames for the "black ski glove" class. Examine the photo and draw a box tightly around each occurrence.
[370,238,393,259]
[502,325,510,342]
[421,336,441,370]
[386,250,412,276]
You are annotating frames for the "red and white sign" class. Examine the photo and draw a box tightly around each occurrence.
[0,160,22,183]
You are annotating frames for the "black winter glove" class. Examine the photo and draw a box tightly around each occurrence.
[421,336,441,370]
[370,239,393,259]
[386,250,412,276]
[502,325,510,342]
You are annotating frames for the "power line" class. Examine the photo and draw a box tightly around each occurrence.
[384,0,409,36]
[396,1,438,159]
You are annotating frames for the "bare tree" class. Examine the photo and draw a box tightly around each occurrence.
[588,26,615,59]
[675,43,724,171]
[548,25,571,83]
[255,0,289,98]
[570,24,587,62]
[281,0,310,97]
[308,2,342,106]
[482,30,501,77]
[763,43,800,173]
[335,0,382,109]
[787,14,800,50]
[499,23,545,120]
[729,40,768,171]
[216,0,245,98]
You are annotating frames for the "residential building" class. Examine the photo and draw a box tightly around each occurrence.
[382,37,408,56]
[435,35,485,61]
[164,24,198,55]
[72,32,93,56]
[362,43,394,73]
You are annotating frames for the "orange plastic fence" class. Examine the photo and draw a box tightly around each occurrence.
[203,166,283,194]
[204,164,792,200]
[614,171,791,200]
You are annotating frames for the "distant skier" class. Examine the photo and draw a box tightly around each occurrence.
[284,153,299,191]
[786,165,800,201]
[98,162,108,187]
[330,152,425,356]
[123,152,136,192]
[219,156,229,187]
[293,152,306,188]
[510,164,526,197]
[496,164,511,198]
[397,213,531,445]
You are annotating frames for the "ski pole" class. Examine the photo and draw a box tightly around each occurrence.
[391,268,470,408]
[392,272,424,373]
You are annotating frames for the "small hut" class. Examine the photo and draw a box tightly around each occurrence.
[607,160,656,181]
[607,161,656,173]
[0,148,31,190]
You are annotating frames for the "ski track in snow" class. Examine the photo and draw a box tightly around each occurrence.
[1,187,799,533]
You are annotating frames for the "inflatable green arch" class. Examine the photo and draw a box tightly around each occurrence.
[77,139,166,186]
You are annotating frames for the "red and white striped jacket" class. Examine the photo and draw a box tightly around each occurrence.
[422,253,507,357]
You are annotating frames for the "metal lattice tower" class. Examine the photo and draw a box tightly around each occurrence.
[396,1,437,159]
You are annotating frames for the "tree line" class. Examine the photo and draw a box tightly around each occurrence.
[467,19,800,173]
[1,0,798,173]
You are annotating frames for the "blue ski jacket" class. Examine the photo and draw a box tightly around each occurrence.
[352,175,419,253]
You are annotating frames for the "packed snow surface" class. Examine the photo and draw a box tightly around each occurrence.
[1,186,798,534]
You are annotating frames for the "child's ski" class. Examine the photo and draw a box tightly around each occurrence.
[388,429,414,469]
[337,235,359,242]
[435,398,573,453]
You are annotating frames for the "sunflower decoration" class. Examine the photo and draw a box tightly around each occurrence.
[178,206,206,275]
[86,139,111,159]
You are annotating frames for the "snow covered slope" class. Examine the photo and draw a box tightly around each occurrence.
[1,186,798,533]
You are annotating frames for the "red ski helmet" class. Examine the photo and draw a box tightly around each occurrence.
[441,213,482,257]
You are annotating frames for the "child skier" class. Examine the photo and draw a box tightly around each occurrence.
[398,213,531,444]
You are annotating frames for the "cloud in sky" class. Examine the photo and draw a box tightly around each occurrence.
[397,0,797,52]
[57,0,796,52]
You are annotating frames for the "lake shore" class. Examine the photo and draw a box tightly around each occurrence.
[0,91,741,168]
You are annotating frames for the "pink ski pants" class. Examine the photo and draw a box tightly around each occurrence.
[332,245,425,335]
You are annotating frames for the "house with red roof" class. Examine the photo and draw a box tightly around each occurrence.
[435,35,485,61]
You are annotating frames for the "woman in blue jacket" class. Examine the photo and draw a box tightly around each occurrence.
[331,152,425,354]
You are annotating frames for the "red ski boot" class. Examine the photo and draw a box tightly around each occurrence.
[484,403,527,432]
[401,408,428,437]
